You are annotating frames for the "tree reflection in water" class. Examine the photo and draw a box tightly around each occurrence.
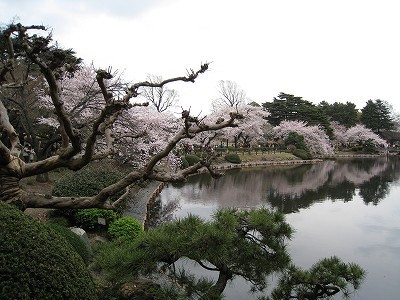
[148,157,400,222]
[146,157,400,299]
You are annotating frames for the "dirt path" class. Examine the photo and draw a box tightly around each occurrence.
[21,177,54,220]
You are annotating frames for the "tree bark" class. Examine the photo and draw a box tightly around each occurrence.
[203,268,232,299]
[0,157,26,209]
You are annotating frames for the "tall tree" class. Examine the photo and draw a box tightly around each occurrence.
[0,23,242,210]
[263,93,333,138]
[213,104,268,147]
[186,104,268,149]
[273,120,334,155]
[212,80,247,111]
[360,99,394,133]
[319,101,359,128]
[140,74,179,112]
[343,124,387,147]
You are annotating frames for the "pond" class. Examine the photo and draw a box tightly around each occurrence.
[149,157,400,299]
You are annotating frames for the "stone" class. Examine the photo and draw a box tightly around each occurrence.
[69,227,90,248]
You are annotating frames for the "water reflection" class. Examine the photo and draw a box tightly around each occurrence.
[150,157,400,220]
[148,157,400,300]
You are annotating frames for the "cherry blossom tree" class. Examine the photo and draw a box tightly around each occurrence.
[0,23,242,210]
[112,106,181,169]
[273,120,334,155]
[38,64,114,127]
[188,104,269,149]
[218,104,269,147]
[342,124,387,148]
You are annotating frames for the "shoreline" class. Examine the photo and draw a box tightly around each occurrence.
[127,158,326,227]
[130,154,390,227]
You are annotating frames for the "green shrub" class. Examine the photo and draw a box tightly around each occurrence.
[185,154,200,166]
[108,217,143,240]
[46,222,92,265]
[52,165,125,201]
[180,156,189,169]
[47,216,70,227]
[0,201,97,300]
[52,165,125,229]
[362,139,377,154]
[284,132,308,151]
[74,208,118,230]
[225,153,241,164]
[351,145,363,152]
[292,149,313,160]
[48,208,78,224]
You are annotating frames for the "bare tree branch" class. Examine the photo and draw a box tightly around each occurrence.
[130,63,209,97]
[0,99,21,157]
[0,24,242,210]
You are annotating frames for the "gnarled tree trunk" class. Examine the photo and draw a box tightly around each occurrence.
[0,157,26,210]
[204,267,232,299]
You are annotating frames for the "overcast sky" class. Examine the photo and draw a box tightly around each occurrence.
[1,0,399,115]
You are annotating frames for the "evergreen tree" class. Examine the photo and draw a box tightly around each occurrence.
[319,101,359,128]
[93,208,365,299]
[360,99,394,133]
[263,93,333,138]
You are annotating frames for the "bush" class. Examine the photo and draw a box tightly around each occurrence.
[0,201,97,300]
[185,154,200,166]
[74,208,118,231]
[48,208,78,224]
[225,153,241,164]
[284,132,308,151]
[52,165,125,229]
[108,217,143,240]
[47,216,70,227]
[46,222,92,265]
[216,147,227,153]
[351,145,363,152]
[362,139,377,154]
[180,156,189,169]
[52,165,125,201]
[292,149,313,160]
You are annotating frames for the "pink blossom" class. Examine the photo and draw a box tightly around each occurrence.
[273,120,334,155]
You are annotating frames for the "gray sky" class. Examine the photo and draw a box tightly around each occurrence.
[1,0,399,115]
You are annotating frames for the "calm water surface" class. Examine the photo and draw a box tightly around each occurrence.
[150,157,400,299]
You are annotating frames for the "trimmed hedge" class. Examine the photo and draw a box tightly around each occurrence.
[52,165,124,229]
[47,216,70,227]
[284,132,308,151]
[74,209,118,231]
[225,153,241,164]
[185,154,200,166]
[292,149,313,160]
[180,156,189,169]
[52,165,124,200]
[46,222,92,265]
[108,217,143,240]
[0,201,97,300]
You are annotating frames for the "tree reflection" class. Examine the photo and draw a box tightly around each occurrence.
[268,157,399,211]
[267,179,357,213]
[157,157,400,215]
[358,175,390,205]
[145,197,180,229]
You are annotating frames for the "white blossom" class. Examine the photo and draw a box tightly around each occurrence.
[273,120,334,155]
